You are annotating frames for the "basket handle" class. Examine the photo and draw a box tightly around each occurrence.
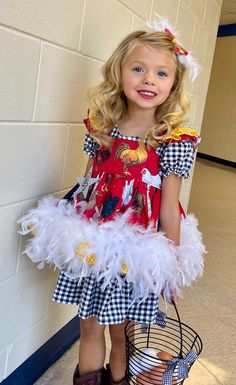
[171,301,183,358]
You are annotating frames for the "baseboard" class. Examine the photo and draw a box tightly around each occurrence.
[2,316,80,385]
[218,23,236,37]
[197,152,236,168]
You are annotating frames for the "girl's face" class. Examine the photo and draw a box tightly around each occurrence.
[121,43,176,115]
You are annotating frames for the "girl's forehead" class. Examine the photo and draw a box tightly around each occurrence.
[124,43,176,68]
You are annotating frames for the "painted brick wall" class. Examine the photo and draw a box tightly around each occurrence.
[0,0,222,380]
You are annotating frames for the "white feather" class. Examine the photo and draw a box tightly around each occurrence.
[178,52,201,82]
[18,196,205,301]
[147,13,178,37]
[177,214,205,286]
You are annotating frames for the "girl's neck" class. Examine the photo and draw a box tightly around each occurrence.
[119,109,156,137]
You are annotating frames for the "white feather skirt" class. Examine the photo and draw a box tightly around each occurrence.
[18,196,205,302]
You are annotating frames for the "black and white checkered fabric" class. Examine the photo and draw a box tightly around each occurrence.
[156,141,195,179]
[83,132,97,158]
[83,126,140,158]
[83,127,195,179]
[53,272,159,325]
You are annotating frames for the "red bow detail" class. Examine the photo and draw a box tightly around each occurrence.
[83,109,95,133]
[164,28,188,56]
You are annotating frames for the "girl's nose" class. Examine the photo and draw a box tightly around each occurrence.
[143,80,156,86]
[142,73,157,86]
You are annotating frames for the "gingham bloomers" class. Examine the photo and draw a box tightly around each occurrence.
[19,123,205,325]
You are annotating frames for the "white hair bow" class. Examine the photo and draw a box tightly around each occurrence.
[147,14,200,82]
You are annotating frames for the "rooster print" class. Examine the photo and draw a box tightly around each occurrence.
[115,142,148,167]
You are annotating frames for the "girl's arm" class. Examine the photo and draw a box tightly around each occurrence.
[84,157,94,176]
[159,173,182,245]
[159,173,182,304]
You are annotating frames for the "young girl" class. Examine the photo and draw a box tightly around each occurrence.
[19,17,204,385]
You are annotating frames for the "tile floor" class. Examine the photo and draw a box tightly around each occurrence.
[35,159,236,385]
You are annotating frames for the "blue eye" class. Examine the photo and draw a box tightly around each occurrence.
[132,66,144,73]
[157,71,168,77]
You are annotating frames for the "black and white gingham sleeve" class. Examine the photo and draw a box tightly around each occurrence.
[83,132,96,158]
[157,140,195,179]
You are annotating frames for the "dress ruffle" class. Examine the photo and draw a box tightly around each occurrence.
[53,273,160,324]
[18,196,205,302]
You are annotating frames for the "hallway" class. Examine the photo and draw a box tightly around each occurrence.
[35,159,236,385]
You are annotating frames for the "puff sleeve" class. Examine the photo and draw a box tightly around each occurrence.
[157,128,200,179]
[83,131,97,158]
[157,141,195,178]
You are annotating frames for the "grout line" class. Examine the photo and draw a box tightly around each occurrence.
[34,40,105,64]
[32,41,43,121]
[202,0,208,25]
[114,0,146,21]
[174,0,181,28]
[3,343,14,380]
[77,0,86,52]
[0,23,41,42]
[0,22,104,63]
[60,126,70,190]
[0,188,70,210]
[16,222,23,274]
[148,0,154,21]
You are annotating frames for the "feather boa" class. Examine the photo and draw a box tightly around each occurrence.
[18,196,205,301]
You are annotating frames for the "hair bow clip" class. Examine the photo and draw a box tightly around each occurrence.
[164,28,188,56]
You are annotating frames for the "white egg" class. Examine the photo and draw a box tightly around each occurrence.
[142,348,157,357]
[129,348,162,376]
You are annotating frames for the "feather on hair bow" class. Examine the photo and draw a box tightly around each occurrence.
[146,14,200,82]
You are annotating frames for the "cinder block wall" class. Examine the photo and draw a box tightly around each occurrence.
[0,0,222,380]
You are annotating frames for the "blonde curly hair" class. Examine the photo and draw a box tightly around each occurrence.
[87,30,189,149]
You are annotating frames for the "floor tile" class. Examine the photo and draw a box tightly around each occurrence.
[184,360,223,385]
[199,354,236,384]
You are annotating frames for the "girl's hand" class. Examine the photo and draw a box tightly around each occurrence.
[161,288,179,305]
[170,288,179,305]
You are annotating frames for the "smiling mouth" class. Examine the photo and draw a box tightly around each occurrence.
[137,90,157,98]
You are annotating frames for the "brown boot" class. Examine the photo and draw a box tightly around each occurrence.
[106,364,128,385]
[73,365,105,385]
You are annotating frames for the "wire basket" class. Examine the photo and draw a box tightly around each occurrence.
[125,303,203,385]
